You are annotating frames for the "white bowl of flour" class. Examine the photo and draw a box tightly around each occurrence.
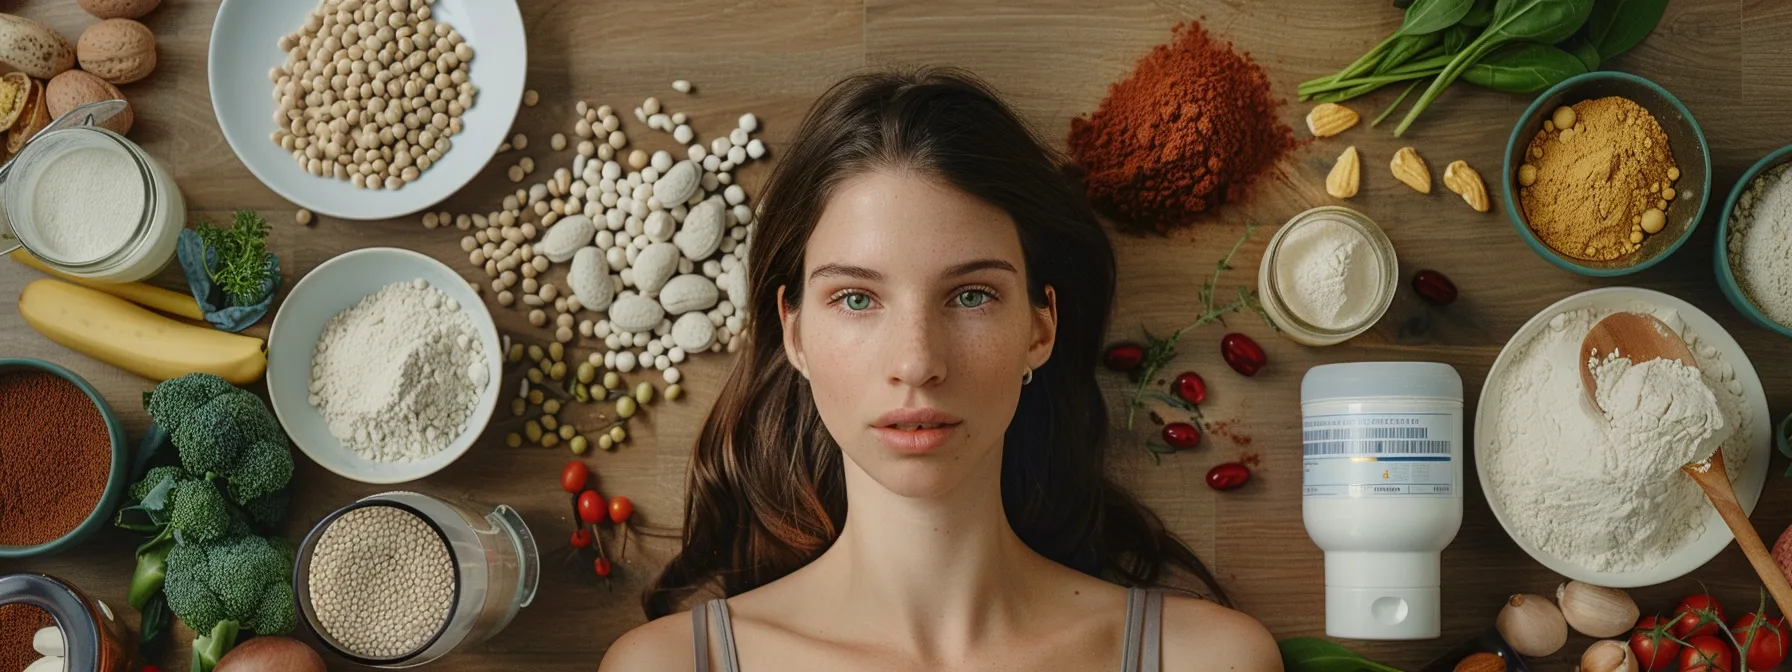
[1475,287,1771,587]
[268,247,502,484]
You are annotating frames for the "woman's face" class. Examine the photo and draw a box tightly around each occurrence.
[781,170,1056,499]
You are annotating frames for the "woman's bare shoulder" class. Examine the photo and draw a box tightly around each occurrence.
[598,610,697,672]
[1159,595,1282,672]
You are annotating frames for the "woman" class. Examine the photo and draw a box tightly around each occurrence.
[600,69,1280,671]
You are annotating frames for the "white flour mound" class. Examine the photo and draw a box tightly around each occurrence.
[1487,306,1749,573]
[309,279,490,462]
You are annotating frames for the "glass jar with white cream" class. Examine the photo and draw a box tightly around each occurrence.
[0,101,184,283]
[1257,206,1398,346]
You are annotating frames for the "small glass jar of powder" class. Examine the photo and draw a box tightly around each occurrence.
[1258,206,1398,346]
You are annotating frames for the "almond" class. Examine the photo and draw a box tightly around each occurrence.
[1443,160,1489,212]
[1326,145,1360,198]
[1390,146,1431,194]
[1306,103,1360,138]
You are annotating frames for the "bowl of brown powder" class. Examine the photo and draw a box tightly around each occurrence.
[0,359,128,559]
[1501,72,1711,276]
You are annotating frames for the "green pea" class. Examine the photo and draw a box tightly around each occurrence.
[511,398,526,416]
[603,371,620,390]
[572,383,591,403]
[507,344,525,363]
[616,396,637,419]
[528,389,543,405]
[597,434,614,451]
[570,436,589,455]
[526,368,543,384]
[542,433,560,448]
[543,399,562,415]
[524,421,543,443]
[558,425,576,440]
[550,361,567,381]
[634,382,654,405]
[528,345,544,362]
[609,426,627,443]
[538,358,553,373]
[506,433,522,448]
[541,414,558,431]
[665,384,683,401]
[549,342,565,362]
[577,362,596,384]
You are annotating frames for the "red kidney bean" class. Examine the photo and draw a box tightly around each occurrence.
[1220,333,1266,377]
[1104,342,1145,372]
[1206,462,1250,491]
[1173,371,1207,405]
[1161,422,1201,449]
[1411,269,1458,305]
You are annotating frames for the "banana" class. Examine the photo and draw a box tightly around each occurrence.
[9,248,204,320]
[19,278,265,384]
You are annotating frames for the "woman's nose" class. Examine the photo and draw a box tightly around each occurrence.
[887,306,947,388]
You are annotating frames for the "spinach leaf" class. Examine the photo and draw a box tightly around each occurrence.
[1441,23,1476,54]
[1401,0,1477,35]
[1393,0,1594,135]
[1375,32,1443,75]
[1463,42,1589,92]
[1460,0,1497,27]
[1279,637,1407,672]
[1559,33,1602,70]
[1586,0,1668,59]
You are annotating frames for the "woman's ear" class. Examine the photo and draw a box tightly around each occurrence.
[1029,285,1058,372]
[778,285,809,378]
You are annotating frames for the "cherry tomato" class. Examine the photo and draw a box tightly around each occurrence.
[1671,594,1727,640]
[1206,462,1250,491]
[1219,333,1266,377]
[569,528,592,549]
[561,460,590,493]
[1631,615,1684,672]
[1410,269,1458,305]
[1161,422,1201,449]
[1103,342,1145,373]
[609,496,634,524]
[1677,635,1734,672]
[1172,371,1207,405]
[594,557,612,577]
[577,490,606,525]
[1731,612,1787,671]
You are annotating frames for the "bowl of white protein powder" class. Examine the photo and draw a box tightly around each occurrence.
[267,247,501,484]
[1475,287,1770,587]
[1257,206,1398,346]
[1716,143,1792,339]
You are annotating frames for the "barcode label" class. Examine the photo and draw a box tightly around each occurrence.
[1303,427,1431,441]
[1303,440,1453,456]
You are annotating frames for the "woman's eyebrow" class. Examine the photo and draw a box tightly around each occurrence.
[809,263,882,282]
[943,259,1017,278]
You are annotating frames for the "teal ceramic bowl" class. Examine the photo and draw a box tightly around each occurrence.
[1502,71,1711,276]
[0,359,129,559]
[1713,144,1792,339]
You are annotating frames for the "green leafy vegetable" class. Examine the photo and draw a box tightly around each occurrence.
[1462,42,1589,92]
[1391,0,1595,135]
[1279,637,1406,672]
[1374,33,1443,75]
[192,210,272,306]
[1303,0,1475,93]
[1585,0,1668,60]
[191,619,242,672]
[1559,34,1602,70]
[1440,23,1475,54]
[1459,0,1496,27]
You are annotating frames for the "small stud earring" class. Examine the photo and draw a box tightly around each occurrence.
[1021,367,1034,385]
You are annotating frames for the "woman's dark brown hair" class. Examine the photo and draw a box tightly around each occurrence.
[644,67,1228,617]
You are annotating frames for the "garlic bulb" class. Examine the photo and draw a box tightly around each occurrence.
[1497,593,1567,657]
[1558,581,1640,638]
[1579,639,1638,672]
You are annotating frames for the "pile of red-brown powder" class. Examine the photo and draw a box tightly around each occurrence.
[0,370,112,547]
[0,604,51,672]
[1069,22,1297,231]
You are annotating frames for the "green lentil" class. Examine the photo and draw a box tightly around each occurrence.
[543,399,562,415]
[538,358,553,374]
[549,342,565,362]
[572,383,590,402]
[616,396,637,419]
[603,371,620,390]
[541,414,558,431]
[506,433,522,448]
[666,384,683,401]
[597,434,614,451]
[528,345,544,362]
[542,433,560,448]
[507,344,524,362]
[577,362,596,384]
[558,425,576,440]
[524,421,543,443]
[511,398,526,416]
[570,436,589,455]
[527,368,543,384]
[550,362,567,381]
[634,382,654,405]
[528,390,544,405]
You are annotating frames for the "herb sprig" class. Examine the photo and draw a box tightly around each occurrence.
[193,210,272,306]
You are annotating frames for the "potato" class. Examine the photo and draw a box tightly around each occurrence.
[46,70,130,135]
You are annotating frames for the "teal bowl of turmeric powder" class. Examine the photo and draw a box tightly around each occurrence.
[1502,71,1711,276]
[0,359,129,559]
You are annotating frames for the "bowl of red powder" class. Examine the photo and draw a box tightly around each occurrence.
[0,359,127,558]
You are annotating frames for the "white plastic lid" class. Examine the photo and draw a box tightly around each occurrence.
[1302,362,1462,403]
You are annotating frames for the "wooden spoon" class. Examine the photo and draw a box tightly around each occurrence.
[1581,312,1792,616]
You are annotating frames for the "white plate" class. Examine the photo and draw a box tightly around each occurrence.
[1475,287,1772,587]
[267,248,501,484]
[208,0,526,220]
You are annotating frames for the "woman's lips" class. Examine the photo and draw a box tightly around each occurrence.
[873,424,958,454]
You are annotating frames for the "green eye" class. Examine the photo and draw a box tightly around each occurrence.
[843,293,872,311]
[957,290,991,308]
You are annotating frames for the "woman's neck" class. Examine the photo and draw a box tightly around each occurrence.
[802,447,1051,656]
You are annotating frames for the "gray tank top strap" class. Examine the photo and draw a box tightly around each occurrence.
[1121,588,1165,672]
[692,599,742,672]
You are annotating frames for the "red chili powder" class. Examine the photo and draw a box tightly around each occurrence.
[0,604,52,672]
[1069,22,1297,232]
[0,371,113,546]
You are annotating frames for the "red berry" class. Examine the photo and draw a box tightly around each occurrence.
[1103,342,1145,372]
[594,557,612,577]
[1172,371,1207,405]
[570,528,592,549]
[578,490,606,525]
[1206,462,1250,491]
[1411,270,1458,305]
[1162,422,1201,449]
[561,460,589,493]
[608,496,634,524]
[1220,333,1266,377]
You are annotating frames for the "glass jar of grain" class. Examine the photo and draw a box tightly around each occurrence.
[0,101,185,283]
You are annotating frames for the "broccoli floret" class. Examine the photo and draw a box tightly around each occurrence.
[146,374,234,429]
[171,390,293,503]
[130,466,187,502]
[163,534,296,636]
[169,480,233,542]
[237,489,288,530]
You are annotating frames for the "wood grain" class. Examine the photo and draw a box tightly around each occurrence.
[0,0,1787,669]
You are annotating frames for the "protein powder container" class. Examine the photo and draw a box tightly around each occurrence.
[1301,362,1462,640]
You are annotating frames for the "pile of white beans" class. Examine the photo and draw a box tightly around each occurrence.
[432,84,765,386]
[270,0,475,190]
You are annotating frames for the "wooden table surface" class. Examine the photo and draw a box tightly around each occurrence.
[2,0,1789,669]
